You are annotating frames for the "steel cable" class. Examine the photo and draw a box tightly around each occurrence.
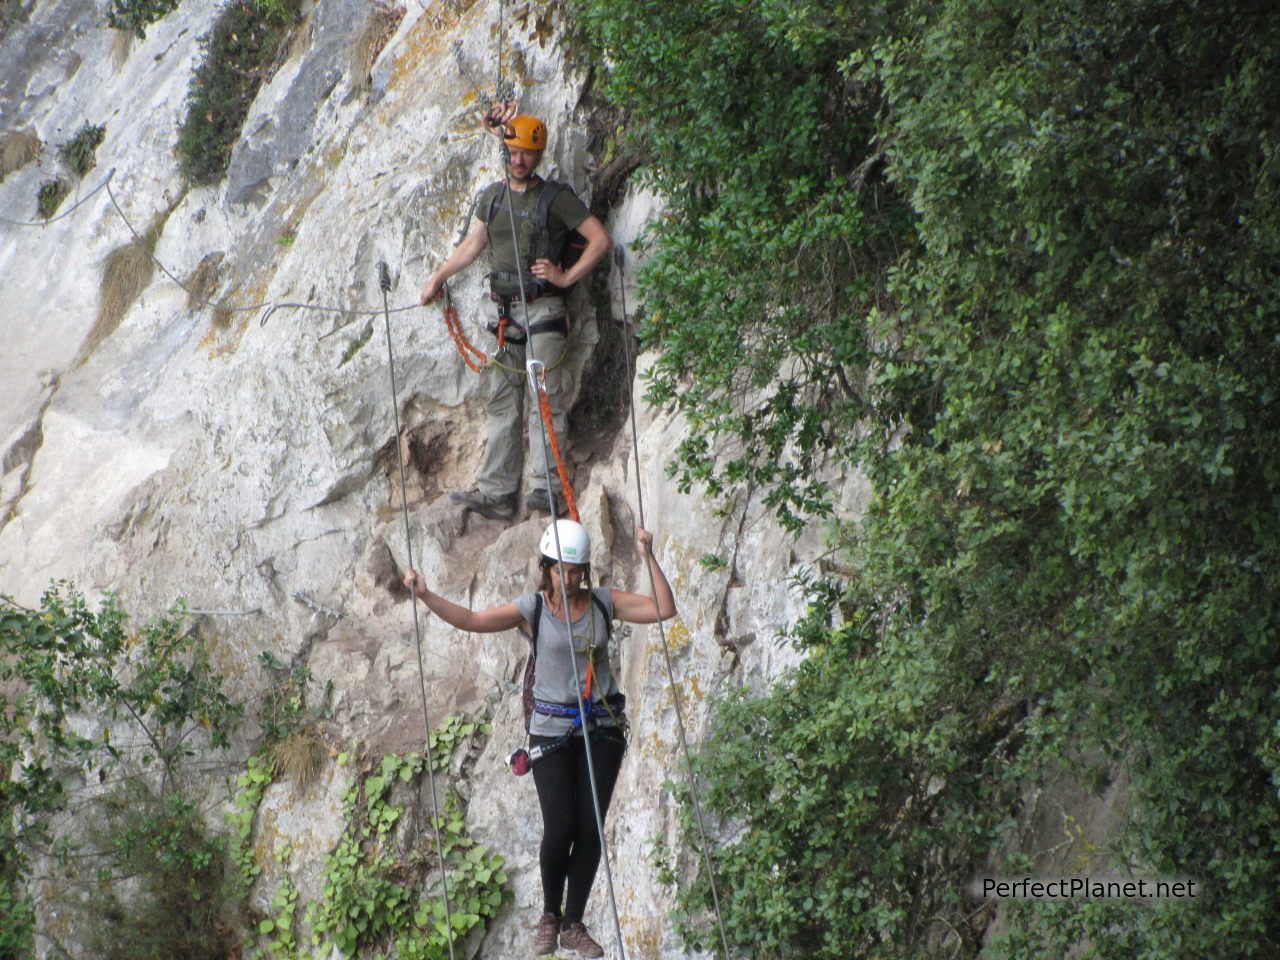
[378,261,458,960]
[615,246,734,957]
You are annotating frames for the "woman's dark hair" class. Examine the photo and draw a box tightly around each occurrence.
[538,555,592,595]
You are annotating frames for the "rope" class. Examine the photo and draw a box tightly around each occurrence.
[378,261,459,960]
[532,372,579,522]
[442,294,488,372]
[105,170,422,331]
[615,246,734,957]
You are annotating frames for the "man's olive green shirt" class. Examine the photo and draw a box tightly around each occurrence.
[475,178,590,283]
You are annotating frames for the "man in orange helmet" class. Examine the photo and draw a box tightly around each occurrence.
[420,102,613,521]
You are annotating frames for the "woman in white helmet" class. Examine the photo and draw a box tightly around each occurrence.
[403,519,675,957]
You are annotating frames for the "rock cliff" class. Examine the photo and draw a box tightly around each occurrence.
[0,1,859,956]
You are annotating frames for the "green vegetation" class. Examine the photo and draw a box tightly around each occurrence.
[177,0,302,184]
[258,650,332,789]
[107,0,181,39]
[305,750,508,958]
[232,717,507,958]
[35,177,69,219]
[573,0,1280,956]
[81,781,240,960]
[58,122,105,177]
[3,587,505,957]
[1,585,243,958]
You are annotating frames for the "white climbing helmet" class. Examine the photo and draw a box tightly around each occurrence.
[539,519,590,564]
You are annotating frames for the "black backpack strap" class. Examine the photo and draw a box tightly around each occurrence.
[521,593,544,734]
[483,180,505,225]
[590,588,611,640]
[533,179,567,262]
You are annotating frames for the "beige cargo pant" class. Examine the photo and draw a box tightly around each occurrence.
[475,296,570,503]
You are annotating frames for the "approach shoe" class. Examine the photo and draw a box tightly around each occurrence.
[532,912,561,956]
[524,488,561,516]
[558,921,605,958]
[449,489,515,521]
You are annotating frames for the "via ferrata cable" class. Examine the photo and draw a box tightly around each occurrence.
[615,245,734,958]
[378,261,458,960]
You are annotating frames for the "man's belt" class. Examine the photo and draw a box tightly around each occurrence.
[486,314,568,343]
[490,288,541,305]
[489,271,567,304]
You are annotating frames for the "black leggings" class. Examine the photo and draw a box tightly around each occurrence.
[529,728,626,922]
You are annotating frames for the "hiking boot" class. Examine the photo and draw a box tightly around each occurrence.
[524,488,560,516]
[449,489,515,521]
[558,920,604,958]
[532,912,560,956]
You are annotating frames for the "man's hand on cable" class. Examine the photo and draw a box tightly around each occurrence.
[481,99,519,138]
[635,525,655,558]
[419,275,444,306]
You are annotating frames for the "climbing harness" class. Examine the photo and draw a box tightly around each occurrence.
[615,246,733,957]
[440,300,572,378]
[378,261,459,960]
[483,178,588,297]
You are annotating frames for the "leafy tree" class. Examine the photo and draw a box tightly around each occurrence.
[572,0,1280,955]
[1,585,243,955]
[572,0,909,529]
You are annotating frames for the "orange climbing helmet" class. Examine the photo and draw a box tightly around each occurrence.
[504,115,547,151]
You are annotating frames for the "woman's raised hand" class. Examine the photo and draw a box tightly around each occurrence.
[403,567,426,597]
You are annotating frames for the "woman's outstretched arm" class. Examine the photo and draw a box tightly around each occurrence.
[610,526,678,624]
[404,568,525,633]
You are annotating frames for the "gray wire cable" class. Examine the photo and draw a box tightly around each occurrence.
[378,261,458,960]
[616,247,733,956]
[0,167,114,227]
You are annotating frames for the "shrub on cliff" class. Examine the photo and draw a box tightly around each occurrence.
[177,0,302,185]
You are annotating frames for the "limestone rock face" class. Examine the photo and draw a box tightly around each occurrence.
[0,2,861,957]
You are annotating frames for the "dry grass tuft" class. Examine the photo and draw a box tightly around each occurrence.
[270,728,327,792]
[212,299,235,330]
[82,244,153,365]
[0,129,40,181]
[351,1,405,92]
[78,209,171,366]
[110,29,133,69]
